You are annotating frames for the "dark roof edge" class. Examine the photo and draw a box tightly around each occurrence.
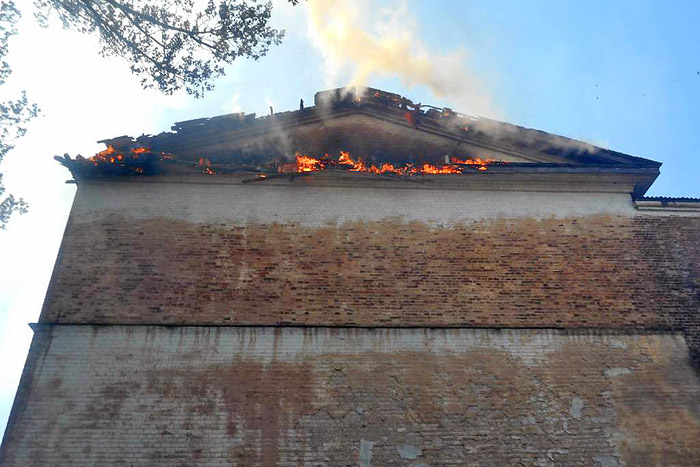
[472,115,662,169]
[634,197,700,212]
[638,196,700,202]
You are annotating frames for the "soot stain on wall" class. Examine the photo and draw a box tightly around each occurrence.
[6,328,699,466]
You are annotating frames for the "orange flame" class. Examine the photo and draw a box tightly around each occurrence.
[89,145,146,164]
[296,154,322,172]
[275,152,499,175]
[338,151,367,171]
[81,146,499,177]
[420,163,462,174]
[198,157,216,175]
[450,156,494,165]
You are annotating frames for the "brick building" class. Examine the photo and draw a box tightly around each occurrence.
[1,88,699,466]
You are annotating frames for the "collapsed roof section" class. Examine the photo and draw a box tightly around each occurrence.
[55,87,661,197]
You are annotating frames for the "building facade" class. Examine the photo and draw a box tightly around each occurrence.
[2,88,699,466]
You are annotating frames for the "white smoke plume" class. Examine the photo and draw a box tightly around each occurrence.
[306,0,498,117]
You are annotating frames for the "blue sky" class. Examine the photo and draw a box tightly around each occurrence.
[154,0,700,195]
[0,0,698,433]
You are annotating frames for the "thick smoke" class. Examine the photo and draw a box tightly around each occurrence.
[306,0,498,117]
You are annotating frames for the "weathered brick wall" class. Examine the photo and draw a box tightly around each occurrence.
[2,326,699,466]
[41,204,700,360]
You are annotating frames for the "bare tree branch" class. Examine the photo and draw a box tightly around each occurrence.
[32,0,299,97]
[0,0,303,228]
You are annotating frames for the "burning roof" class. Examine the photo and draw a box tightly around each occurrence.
[55,87,661,195]
[55,146,503,180]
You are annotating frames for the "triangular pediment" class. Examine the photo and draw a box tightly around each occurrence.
[56,87,660,197]
[102,87,659,170]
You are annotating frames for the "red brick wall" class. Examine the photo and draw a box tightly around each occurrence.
[40,214,700,359]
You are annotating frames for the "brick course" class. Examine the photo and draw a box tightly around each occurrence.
[41,214,700,361]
